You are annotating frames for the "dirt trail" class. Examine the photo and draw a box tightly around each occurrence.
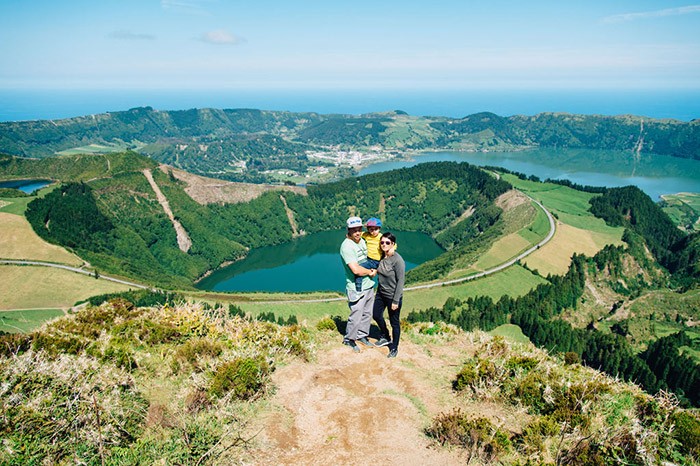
[142,169,192,253]
[251,338,473,465]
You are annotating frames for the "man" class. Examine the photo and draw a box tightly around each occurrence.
[340,216,377,352]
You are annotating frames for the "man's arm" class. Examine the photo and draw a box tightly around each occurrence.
[347,262,376,277]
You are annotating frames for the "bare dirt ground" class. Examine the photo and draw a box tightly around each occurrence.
[249,335,480,465]
[162,166,306,205]
[143,169,192,253]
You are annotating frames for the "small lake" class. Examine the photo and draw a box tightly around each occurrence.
[360,148,700,201]
[0,179,52,194]
[196,229,443,293]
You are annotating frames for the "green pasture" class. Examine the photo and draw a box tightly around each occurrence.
[504,174,623,240]
[518,204,551,243]
[0,183,59,215]
[488,323,531,345]
[217,265,546,323]
[661,192,700,231]
[56,142,132,156]
[0,309,65,333]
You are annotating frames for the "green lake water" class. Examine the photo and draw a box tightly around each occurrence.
[196,229,443,293]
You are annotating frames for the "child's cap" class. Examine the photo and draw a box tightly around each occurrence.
[366,217,382,227]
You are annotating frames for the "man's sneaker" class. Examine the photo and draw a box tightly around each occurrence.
[343,339,360,353]
[375,337,391,347]
[357,337,376,347]
[387,348,398,358]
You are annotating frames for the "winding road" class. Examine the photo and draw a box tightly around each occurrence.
[0,259,151,290]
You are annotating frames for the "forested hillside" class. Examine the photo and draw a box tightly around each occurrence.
[407,182,700,407]
[1,107,698,183]
[22,156,510,288]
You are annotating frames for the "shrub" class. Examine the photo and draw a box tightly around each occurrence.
[671,411,700,458]
[208,357,270,400]
[0,333,33,357]
[316,316,337,331]
[426,409,510,462]
[505,355,539,374]
[173,338,224,371]
[453,358,498,391]
[32,332,88,356]
[228,304,246,318]
[101,343,138,371]
[564,351,580,365]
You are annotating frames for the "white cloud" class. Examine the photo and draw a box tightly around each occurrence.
[198,29,245,45]
[109,30,156,41]
[602,5,700,23]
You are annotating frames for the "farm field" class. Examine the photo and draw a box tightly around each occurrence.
[661,192,700,231]
[0,212,82,265]
[0,265,132,310]
[504,175,624,275]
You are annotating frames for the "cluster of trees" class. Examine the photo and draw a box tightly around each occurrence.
[642,331,700,406]
[590,186,699,285]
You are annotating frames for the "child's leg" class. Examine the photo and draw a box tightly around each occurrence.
[355,260,372,291]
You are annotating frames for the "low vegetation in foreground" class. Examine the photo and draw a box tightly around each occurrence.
[1,296,699,465]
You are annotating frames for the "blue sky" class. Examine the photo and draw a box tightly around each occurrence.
[1,0,699,91]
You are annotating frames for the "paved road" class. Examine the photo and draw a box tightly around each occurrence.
[0,259,150,290]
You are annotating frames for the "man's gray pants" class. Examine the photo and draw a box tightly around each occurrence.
[345,290,374,341]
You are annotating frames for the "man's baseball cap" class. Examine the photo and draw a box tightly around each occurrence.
[366,217,382,228]
[346,216,363,229]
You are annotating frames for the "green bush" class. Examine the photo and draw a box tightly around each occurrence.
[426,409,510,462]
[208,357,270,400]
[174,338,224,372]
[0,333,33,357]
[453,358,497,391]
[671,411,700,458]
[316,316,337,331]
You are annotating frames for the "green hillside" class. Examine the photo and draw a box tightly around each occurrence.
[18,155,511,288]
[1,107,698,183]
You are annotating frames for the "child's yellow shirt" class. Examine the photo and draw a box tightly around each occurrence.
[362,231,382,261]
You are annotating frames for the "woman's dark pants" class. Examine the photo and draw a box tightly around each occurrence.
[373,294,402,350]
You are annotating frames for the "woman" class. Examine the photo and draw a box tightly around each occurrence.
[372,232,405,358]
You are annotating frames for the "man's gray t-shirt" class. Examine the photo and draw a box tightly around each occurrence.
[340,237,374,301]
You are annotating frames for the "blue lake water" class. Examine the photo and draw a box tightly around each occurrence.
[360,148,700,201]
[0,179,52,194]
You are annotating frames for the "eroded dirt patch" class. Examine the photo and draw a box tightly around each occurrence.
[250,337,477,465]
[162,165,306,205]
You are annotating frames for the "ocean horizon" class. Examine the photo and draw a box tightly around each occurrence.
[0,88,698,123]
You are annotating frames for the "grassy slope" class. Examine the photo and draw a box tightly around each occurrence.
[2,300,697,465]
[0,212,82,265]
[504,174,625,275]
[0,309,65,333]
[661,192,700,231]
[0,265,131,311]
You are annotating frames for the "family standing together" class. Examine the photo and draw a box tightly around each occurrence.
[339,216,405,358]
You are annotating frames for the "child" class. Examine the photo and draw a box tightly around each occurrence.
[355,217,382,291]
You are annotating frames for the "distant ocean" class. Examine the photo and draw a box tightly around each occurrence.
[0,88,698,122]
